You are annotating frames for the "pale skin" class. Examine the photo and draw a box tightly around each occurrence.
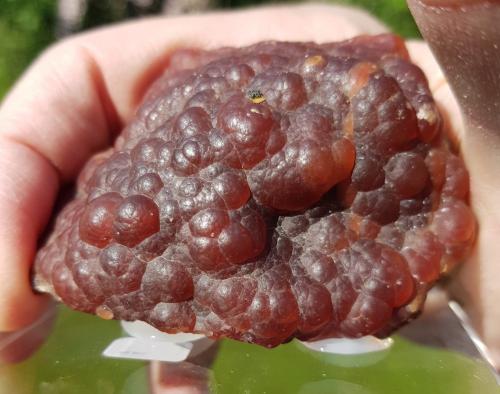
[0,4,498,367]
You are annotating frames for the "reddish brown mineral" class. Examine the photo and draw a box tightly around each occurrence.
[34,34,475,347]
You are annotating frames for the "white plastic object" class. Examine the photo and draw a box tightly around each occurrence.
[102,337,193,362]
[300,336,394,355]
[102,320,214,363]
[299,336,394,368]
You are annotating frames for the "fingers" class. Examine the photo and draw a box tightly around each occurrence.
[0,44,118,181]
[150,361,211,394]
[1,3,388,181]
[0,35,114,333]
[0,138,56,331]
[69,3,388,127]
[0,3,386,332]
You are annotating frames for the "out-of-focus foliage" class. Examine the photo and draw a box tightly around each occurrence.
[0,0,418,99]
[336,0,419,37]
[220,0,419,38]
[81,0,164,30]
[219,0,287,6]
[0,0,56,98]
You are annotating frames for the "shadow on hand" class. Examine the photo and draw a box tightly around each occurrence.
[0,302,57,364]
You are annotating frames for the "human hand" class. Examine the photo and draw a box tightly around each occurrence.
[0,3,497,366]
[0,3,386,334]
[407,0,500,368]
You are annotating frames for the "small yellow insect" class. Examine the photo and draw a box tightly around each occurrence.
[247,89,266,104]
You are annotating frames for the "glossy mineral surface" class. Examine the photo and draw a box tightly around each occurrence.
[34,34,475,347]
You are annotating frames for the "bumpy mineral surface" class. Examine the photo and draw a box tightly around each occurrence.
[34,34,475,347]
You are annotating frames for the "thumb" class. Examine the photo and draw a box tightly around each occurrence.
[408,0,500,368]
[408,0,500,132]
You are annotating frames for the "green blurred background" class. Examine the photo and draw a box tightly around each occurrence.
[0,0,418,99]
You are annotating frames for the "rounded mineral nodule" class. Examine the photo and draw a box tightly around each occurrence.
[34,34,475,348]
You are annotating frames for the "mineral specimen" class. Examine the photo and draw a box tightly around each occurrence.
[34,34,475,347]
